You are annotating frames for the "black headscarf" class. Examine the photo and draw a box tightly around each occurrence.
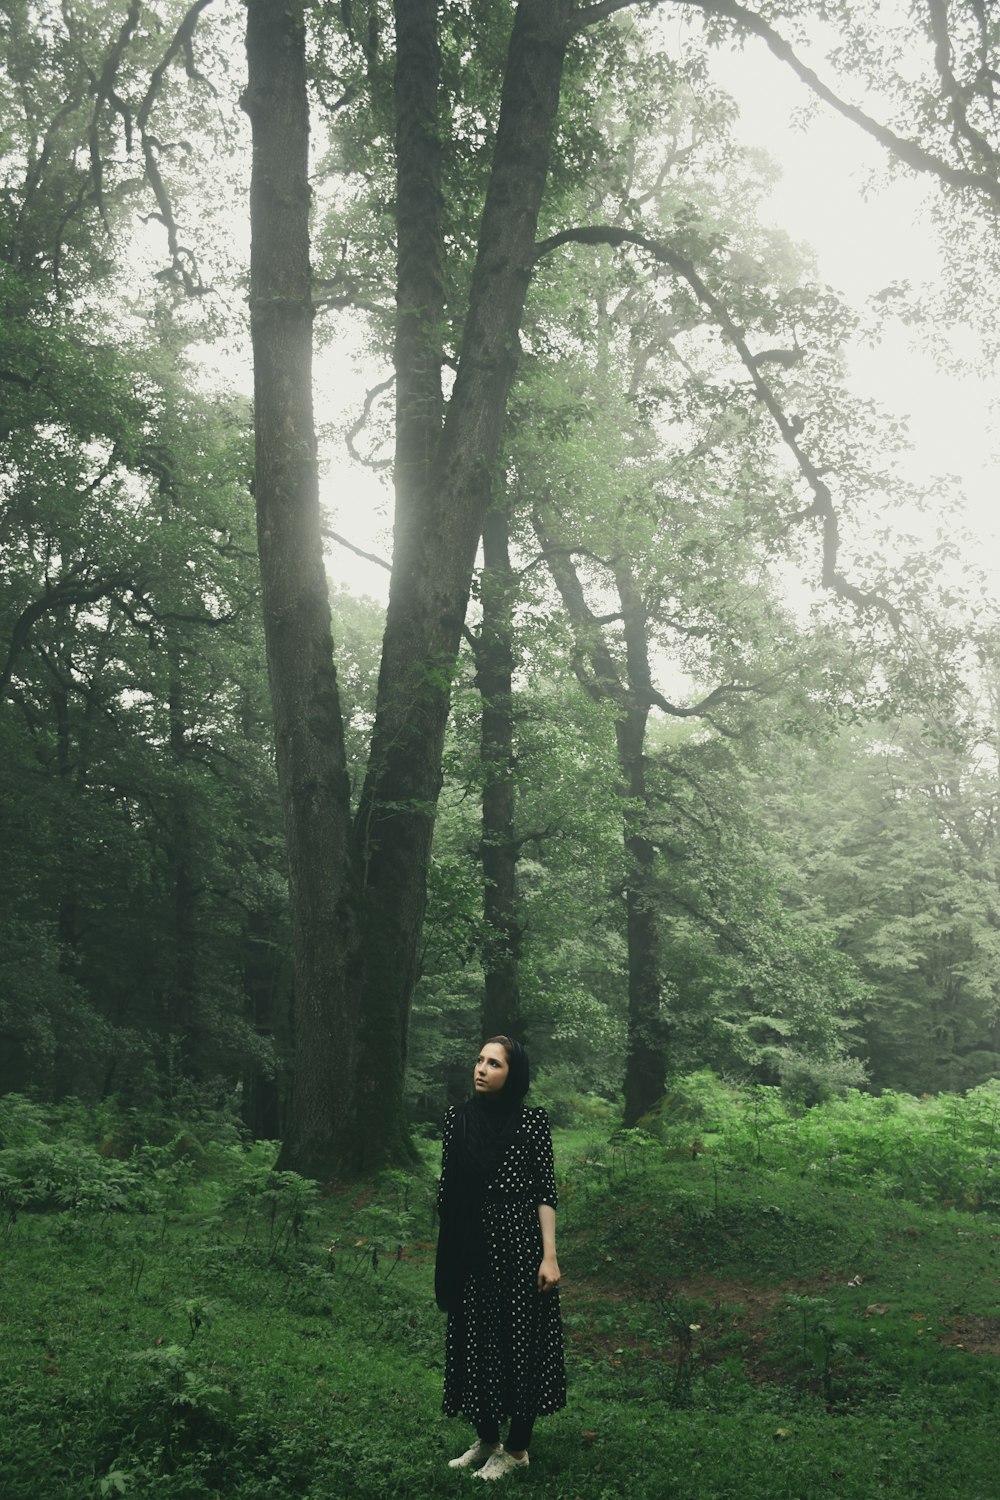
[434,1038,530,1313]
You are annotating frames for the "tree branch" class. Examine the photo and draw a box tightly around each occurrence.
[677,0,1000,211]
[321,528,392,572]
[345,375,394,470]
[534,224,903,626]
[85,0,216,293]
[89,0,143,225]
[531,503,630,707]
[925,0,1000,170]
[136,0,216,134]
[1,573,136,698]
[569,0,663,33]
[646,677,772,718]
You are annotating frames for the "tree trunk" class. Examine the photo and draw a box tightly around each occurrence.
[244,0,357,1180]
[477,502,524,1040]
[616,705,666,1125]
[244,0,569,1177]
[343,0,570,1171]
[533,509,669,1123]
[166,650,201,1076]
[614,563,669,1124]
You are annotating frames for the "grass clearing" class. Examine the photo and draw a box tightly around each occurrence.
[1,1082,999,1497]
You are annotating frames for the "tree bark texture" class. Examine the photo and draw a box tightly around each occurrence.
[244,0,357,1179]
[345,0,570,1168]
[477,503,525,1041]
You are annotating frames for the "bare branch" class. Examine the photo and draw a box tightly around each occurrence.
[322,527,392,572]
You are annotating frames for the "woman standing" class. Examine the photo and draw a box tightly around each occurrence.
[435,1036,566,1480]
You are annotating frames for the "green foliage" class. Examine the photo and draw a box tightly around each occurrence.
[642,728,872,1087]
[0,1137,152,1217]
[1,0,998,1179]
[3,1091,1000,1498]
[757,719,1000,1095]
[218,1144,321,1260]
[530,1066,619,1129]
[641,1071,1000,1215]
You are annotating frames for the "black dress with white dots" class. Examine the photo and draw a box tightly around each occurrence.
[439,1104,566,1425]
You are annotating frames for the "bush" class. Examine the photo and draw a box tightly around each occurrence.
[530,1065,619,1128]
[0,1138,153,1215]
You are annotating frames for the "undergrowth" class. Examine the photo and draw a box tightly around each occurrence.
[1,1081,998,1498]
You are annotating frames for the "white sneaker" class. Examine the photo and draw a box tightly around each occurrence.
[448,1441,501,1470]
[475,1450,529,1480]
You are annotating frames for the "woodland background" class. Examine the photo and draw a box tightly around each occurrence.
[4,0,1000,1173]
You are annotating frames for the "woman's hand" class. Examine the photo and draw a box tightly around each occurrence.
[537,1255,561,1293]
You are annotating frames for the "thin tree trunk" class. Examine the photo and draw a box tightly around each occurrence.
[533,509,669,1123]
[614,563,669,1123]
[165,646,203,1080]
[477,503,524,1040]
[616,705,666,1125]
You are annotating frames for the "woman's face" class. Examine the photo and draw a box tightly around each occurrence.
[474,1042,510,1094]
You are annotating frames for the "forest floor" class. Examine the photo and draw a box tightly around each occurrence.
[1,1111,999,1499]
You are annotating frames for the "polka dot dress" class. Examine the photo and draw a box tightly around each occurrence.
[439,1105,566,1425]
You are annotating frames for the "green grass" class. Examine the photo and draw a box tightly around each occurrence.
[1,1088,999,1498]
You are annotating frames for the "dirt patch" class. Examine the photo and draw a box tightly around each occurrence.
[937,1316,1000,1357]
[561,1271,840,1385]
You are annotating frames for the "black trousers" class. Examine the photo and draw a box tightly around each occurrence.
[476,1414,535,1452]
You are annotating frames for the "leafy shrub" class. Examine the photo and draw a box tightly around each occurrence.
[0,1092,51,1148]
[92,1342,273,1488]
[697,1077,1000,1212]
[217,1143,321,1257]
[530,1065,619,1128]
[0,1138,153,1214]
[777,1049,869,1105]
[0,1094,215,1217]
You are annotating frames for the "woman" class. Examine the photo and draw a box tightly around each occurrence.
[435,1035,566,1480]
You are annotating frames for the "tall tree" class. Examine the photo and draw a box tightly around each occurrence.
[246,0,579,1174]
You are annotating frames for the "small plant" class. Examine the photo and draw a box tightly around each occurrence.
[174,1296,219,1342]
[332,1167,427,1283]
[221,1151,320,1259]
[780,1293,850,1403]
[607,1127,658,1184]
